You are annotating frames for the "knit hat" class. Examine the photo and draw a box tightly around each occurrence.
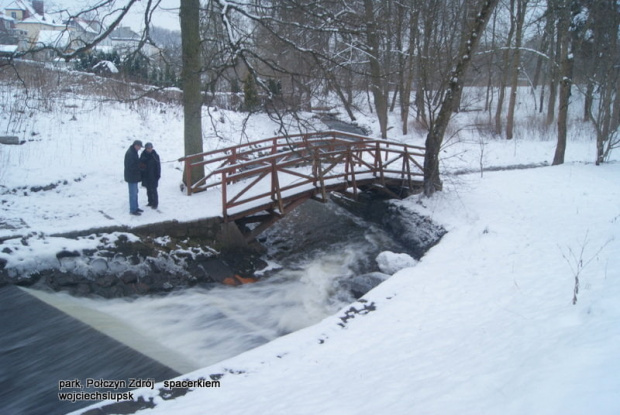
[132,140,143,147]
[145,142,153,149]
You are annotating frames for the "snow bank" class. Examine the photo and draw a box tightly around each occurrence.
[375,251,417,274]
[75,163,620,415]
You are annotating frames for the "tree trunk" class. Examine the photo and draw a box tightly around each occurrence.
[485,10,498,113]
[506,0,527,140]
[416,12,433,125]
[583,81,593,122]
[546,11,559,126]
[553,0,573,166]
[494,0,515,135]
[532,32,547,89]
[397,4,418,135]
[363,0,389,138]
[424,0,499,196]
[404,8,419,134]
[180,0,204,185]
[325,68,357,121]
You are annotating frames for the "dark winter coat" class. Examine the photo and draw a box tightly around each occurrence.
[140,149,161,187]
[124,145,142,183]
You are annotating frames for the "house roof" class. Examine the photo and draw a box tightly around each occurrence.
[71,18,98,34]
[4,0,31,13]
[110,26,140,41]
[0,44,18,53]
[6,0,63,26]
[36,29,70,48]
[1,14,15,23]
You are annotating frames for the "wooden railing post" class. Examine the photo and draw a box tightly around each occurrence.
[312,148,319,187]
[344,148,350,183]
[271,159,284,214]
[374,142,385,185]
[185,159,193,195]
[221,171,228,220]
[346,148,358,199]
[231,148,237,177]
[403,147,413,192]
[317,149,327,201]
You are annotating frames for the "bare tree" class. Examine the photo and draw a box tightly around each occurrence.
[423,0,499,196]
[579,0,620,164]
[362,0,390,138]
[552,0,574,165]
[545,0,559,125]
[505,0,529,140]
[180,0,204,183]
[394,0,420,134]
[493,0,516,135]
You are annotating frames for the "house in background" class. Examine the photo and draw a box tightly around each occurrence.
[97,26,160,60]
[35,29,70,60]
[0,5,27,53]
[1,0,164,78]
[2,0,102,56]
[4,0,64,46]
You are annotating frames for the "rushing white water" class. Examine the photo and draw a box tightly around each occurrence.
[24,200,407,373]
[14,202,406,387]
[26,246,365,371]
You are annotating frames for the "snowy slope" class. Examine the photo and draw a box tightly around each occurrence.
[71,162,620,415]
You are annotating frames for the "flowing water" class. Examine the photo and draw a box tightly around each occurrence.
[47,200,409,369]
[3,199,414,414]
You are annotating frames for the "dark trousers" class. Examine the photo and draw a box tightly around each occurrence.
[145,181,158,207]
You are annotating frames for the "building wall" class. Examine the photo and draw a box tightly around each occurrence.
[15,21,64,44]
[5,9,25,21]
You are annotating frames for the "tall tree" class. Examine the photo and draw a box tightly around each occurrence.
[395,0,420,134]
[505,0,529,139]
[552,0,573,165]
[494,0,516,135]
[545,0,560,125]
[180,0,204,184]
[423,0,499,196]
[580,0,620,164]
[362,0,390,138]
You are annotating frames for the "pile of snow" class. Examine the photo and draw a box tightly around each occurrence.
[375,251,417,274]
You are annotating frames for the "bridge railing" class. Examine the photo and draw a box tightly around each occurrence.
[178,131,425,220]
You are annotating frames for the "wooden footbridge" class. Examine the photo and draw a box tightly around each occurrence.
[179,131,425,240]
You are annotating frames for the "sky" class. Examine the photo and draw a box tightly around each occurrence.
[1,67,619,414]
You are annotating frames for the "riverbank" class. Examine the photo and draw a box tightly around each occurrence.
[0,192,446,299]
[0,220,267,297]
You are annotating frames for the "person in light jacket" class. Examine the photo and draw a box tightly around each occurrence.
[124,140,143,215]
[140,142,161,209]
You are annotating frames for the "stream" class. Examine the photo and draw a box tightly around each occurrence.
[56,199,414,370]
[2,197,436,415]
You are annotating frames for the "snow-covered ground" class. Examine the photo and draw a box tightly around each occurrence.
[1,79,619,414]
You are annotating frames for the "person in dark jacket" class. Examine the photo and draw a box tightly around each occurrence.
[124,140,143,215]
[140,142,161,209]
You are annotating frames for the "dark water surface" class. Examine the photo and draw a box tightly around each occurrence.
[0,285,179,415]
